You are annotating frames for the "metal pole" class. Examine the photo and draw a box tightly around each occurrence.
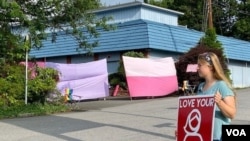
[25,35,29,105]
[25,49,28,105]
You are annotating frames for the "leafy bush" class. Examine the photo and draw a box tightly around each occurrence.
[0,65,25,108]
[108,73,127,90]
[0,63,68,119]
[0,63,62,108]
[28,67,59,104]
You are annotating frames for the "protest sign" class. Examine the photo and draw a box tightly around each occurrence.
[177,95,215,141]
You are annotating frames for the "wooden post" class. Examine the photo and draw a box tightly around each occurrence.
[208,0,213,28]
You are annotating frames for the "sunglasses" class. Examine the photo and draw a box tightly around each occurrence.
[198,52,213,66]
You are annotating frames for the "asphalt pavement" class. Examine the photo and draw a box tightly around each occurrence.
[0,88,249,141]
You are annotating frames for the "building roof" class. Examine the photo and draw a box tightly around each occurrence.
[30,19,250,62]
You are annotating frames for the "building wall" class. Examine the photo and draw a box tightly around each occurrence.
[97,7,141,24]
[228,60,250,88]
[71,55,95,63]
[96,4,179,26]
[148,49,180,61]
[43,52,121,74]
[141,7,178,26]
[29,2,250,88]
[101,0,144,6]
[45,56,68,63]
[98,52,121,74]
[44,55,95,64]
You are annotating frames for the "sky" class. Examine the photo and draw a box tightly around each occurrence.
[100,0,144,6]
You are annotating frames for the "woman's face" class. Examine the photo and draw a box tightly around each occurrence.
[197,60,213,78]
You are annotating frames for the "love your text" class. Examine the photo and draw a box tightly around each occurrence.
[179,97,214,108]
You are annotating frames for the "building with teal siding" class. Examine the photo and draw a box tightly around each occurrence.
[30,1,250,88]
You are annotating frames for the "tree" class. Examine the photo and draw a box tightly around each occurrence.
[0,0,114,105]
[148,0,242,39]
[0,1,28,64]
[168,0,205,31]
[147,0,250,42]
[212,0,238,36]
[175,44,229,89]
[0,0,114,64]
[200,28,222,49]
[201,25,231,81]
[145,0,174,7]
[176,28,230,90]
[231,0,250,41]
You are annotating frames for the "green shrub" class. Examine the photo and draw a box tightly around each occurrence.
[0,65,25,107]
[28,67,59,104]
[108,73,127,90]
[0,63,62,108]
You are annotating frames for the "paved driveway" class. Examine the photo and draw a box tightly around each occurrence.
[0,88,249,141]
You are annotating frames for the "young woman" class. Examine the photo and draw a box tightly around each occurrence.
[196,52,236,141]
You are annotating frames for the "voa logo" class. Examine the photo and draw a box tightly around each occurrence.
[226,129,246,136]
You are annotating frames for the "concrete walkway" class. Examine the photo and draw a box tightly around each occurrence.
[0,88,249,141]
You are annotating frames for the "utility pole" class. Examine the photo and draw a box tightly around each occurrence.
[208,0,213,28]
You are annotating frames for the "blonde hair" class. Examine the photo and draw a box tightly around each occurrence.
[199,52,237,108]
[198,52,234,91]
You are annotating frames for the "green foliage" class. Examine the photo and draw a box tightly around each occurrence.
[200,28,222,50]
[0,63,61,108]
[174,9,231,85]
[0,0,113,112]
[167,0,204,31]
[213,0,238,36]
[0,63,68,119]
[176,45,232,89]
[167,0,238,34]
[108,51,145,90]
[232,0,250,41]
[0,1,28,64]
[0,65,25,108]
[122,51,145,57]
[148,0,250,42]
[0,0,115,64]
[146,0,173,7]
[0,103,69,119]
[108,73,127,90]
[28,67,59,105]
[232,19,250,41]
